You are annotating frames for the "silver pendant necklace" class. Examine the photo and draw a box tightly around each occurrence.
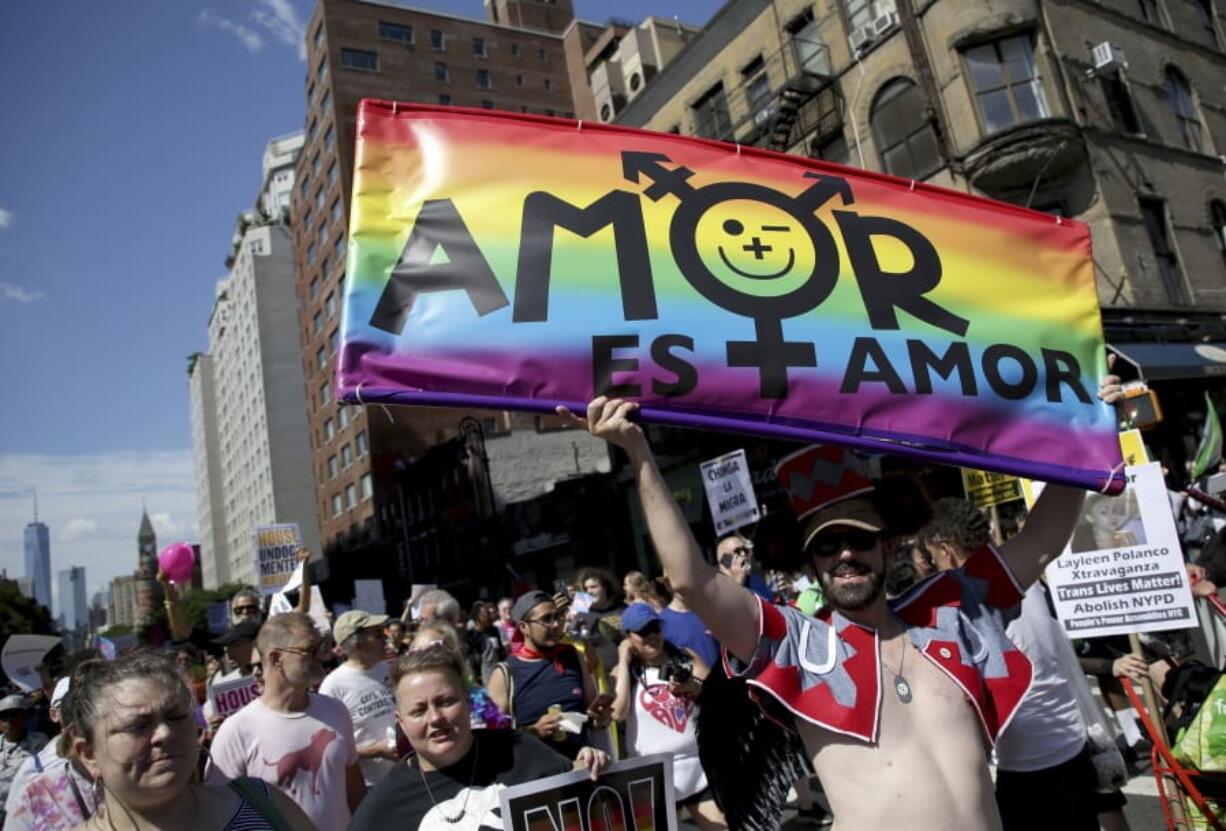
[889,636,912,704]
[417,738,480,823]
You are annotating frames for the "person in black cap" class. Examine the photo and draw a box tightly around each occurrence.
[0,694,46,825]
[487,591,613,760]
[203,619,261,730]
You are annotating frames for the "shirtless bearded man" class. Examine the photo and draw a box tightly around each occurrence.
[562,378,1121,831]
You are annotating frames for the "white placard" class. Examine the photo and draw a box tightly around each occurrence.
[210,673,260,718]
[1,635,61,692]
[255,523,303,596]
[700,449,760,535]
[353,579,386,615]
[1045,462,1196,638]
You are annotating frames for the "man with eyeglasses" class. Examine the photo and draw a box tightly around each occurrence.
[319,610,399,786]
[208,612,366,830]
[563,382,1120,831]
[487,591,614,760]
[716,533,774,601]
[202,619,261,732]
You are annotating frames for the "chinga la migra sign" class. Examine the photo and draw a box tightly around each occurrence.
[338,101,1125,493]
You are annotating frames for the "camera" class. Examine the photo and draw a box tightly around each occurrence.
[658,654,693,685]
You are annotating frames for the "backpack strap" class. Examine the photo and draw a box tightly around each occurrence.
[228,776,291,831]
[495,661,516,727]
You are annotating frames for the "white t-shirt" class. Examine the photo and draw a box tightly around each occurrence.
[207,694,359,831]
[995,583,1087,772]
[319,661,396,786]
[626,666,706,800]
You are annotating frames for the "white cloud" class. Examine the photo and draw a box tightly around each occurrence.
[0,283,44,303]
[0,207,12,229]
[60,518,99,543]
[198,9,264,53]
[253,0,307,61]
[0,451,198,609]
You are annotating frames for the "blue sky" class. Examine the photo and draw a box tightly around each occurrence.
[0,0,722,606]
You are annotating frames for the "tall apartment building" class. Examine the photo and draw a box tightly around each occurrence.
[611,0,1226,478]
[292,0,596,592]
[22,518,50,610]
[57,566,87,632]
[188,351,229,587]
[189,131,322,588]
[108,575,138,630]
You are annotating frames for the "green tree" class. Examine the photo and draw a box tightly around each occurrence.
[0,582,55,643]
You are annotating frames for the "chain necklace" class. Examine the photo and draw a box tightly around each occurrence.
[416,737,481,824]
[886,634,913,704]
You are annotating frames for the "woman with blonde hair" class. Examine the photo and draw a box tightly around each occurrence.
[622,571,666,611]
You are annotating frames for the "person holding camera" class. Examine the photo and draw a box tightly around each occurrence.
[612,604,726,830]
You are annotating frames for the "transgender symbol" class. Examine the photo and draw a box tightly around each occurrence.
[623,151,854,398]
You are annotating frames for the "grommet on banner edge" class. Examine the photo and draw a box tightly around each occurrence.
[735,143,742,156]
[576,120,583,131]
[909,180,916,191]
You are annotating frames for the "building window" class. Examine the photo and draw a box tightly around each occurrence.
[329,328,339,355]
[330,198,342,225]
[317,57,328,84]
[313,310,323,334]
[435,62,449,82]
[327,161,338,187]
[324,125,334,149]
[307,243,316,266]
[742,56,772,120]
[309,278,320,300]
[318,222,328,247]
[481,100,495,109]
[300,176,310,199]
[335,235,345,262]
[1164,67,1204,153]
[308,119,318,143]
[430,29,445,50]
[1192,0,1219,46]
[325,292,336,318]
[871,78,941,180]
[340,48,378,72]
[538,47,547,62]
[328,456,338,479]
[544,77,553,91]
[324,418,336,441]
[473,37,487,57]
[788,9,828,75]
[1138,0,1163,24]
[1101,73,1142,134]
[314,22,324,49]
[331,494,343,516]
[319,380,331,405]
[842,0,893,37]
[316,346,326,369]
[1138,197,1189,305]
[345,484,357,509]
[963,35,1049,135]
[1211,200,1226,272]
[379,21,413,43]
[356,431,368,456]
[320,89,331,112]
[691,83,732,139]
[339,406,350,429]
[321,256,330,278]
[811,132,850,165]
[477,68,492,89]
[341,443,353,469]
[361,473,373,500]
[439,93,452,105]
[316,188,326,211]
[510,42,520,57]
[515,73,524,87]
[312,153,321,177]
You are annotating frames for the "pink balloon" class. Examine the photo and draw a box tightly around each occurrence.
[158,542,196,583]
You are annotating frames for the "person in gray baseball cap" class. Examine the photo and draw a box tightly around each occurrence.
[319,610,399,786]
[0,694,47,825]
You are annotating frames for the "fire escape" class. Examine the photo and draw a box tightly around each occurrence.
[692,36,838,154]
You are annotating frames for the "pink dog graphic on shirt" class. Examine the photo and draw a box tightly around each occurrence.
[262,728,336,795]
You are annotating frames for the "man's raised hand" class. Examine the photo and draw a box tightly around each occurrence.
[556,397,648,454]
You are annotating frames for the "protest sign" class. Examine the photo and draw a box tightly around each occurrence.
[339,102,1123,493]
[499,754,675,831]
[1,635,61,692]
[701,449,760,534]
[353,579,386,615]
[210,674,259,718]
[1118,429,1150,466]
[1045,462,1196,638]
[255,523,302,596]
[960,468,1023,509]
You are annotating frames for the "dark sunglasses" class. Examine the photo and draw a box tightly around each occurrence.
[633,622,662,637]
[232,605,260,615]
[809,529,880,558]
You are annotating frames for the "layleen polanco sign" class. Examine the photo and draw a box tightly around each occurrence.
[338,101,1124,492]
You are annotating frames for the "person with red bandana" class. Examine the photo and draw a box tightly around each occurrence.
[561,376,1122,831]
[487,591,613,761]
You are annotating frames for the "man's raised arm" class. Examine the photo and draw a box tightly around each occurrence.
[559,398,761,661]
[1002,367,1124,589]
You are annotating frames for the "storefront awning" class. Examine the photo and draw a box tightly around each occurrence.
[1108,342,1226,381]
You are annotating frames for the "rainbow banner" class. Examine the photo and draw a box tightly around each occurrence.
[339,100,1124,492]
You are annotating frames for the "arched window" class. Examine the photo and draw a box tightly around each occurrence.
[1164,67,1205,153]
[870,78,941,180]
[1211,200,1226,272]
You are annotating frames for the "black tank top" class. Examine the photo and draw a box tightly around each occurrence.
[507,646,586,759]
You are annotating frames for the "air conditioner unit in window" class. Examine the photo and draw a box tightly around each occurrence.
[848,25,875,55]
[872,11,900,36]
[1091,42,1127,73]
